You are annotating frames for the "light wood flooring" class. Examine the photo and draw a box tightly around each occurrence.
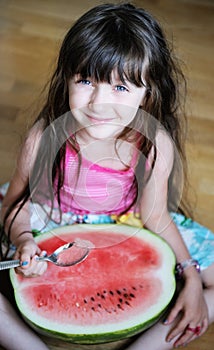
[0,1,213,349]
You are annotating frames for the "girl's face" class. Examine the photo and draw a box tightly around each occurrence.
[68,70,147,141]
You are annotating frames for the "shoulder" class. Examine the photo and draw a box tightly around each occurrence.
[1,121,45,206]
[24,119,44,148]
[16,120,45,179]
[156,129,174,170]
[21,120,44,153]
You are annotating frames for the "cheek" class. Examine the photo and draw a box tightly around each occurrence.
[137,90,147,107]
[68,92,79,110]
[69,96,75,110]
[122,90,146,108]
[114,105,137,125]
[69,94,84,110]
[68,87,89,110]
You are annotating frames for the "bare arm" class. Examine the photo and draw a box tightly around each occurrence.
[140,130,208,347]
[141,130,195,264]
[0,122,47,275]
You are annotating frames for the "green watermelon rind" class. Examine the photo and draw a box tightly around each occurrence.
[10,224,176,344]
[20,307,168,344]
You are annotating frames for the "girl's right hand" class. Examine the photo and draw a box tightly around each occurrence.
[14,239,48,277]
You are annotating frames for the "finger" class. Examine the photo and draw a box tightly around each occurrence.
[173,328,195,348]
[30,257,48,275]
[18,244,37,266]
[15,265,32,276]
[39,250,47,257]
[166,316,188,342]
[16,254,38,275]
[36,261,48,275]
[173,319,208,348]
[19,253,31,268]
[34,251,47,263]
[16,261,46,277]
[194,318,208,338]
[164,303,182,325]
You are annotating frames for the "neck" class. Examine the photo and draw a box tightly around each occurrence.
[75,134,134,170]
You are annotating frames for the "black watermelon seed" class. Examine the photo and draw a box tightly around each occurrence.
[109,290,114,296]
[97,292,100,296]
[132,286,137,290]
[91,297,95,302]
[123,293,129,298]
[98,303,102,308]
[84,299,87,304]
[119,298,123,303]
[130,293,135,298]
[125,301,131,306]
[105,308,111,313]
[101,294,105,299]
[116,290,121,295]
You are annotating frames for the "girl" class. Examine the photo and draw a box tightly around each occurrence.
[0,3,214,350]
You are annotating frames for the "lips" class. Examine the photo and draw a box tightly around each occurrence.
[86,115,115,124]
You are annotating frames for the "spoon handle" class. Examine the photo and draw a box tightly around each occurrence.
[36,256,51,262]
[0,259,21,270]
[0,256,48,270]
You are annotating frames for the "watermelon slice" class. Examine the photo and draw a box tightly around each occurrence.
[10,224,176,344]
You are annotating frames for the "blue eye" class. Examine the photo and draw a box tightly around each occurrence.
[77,79,91,85]
[115,85,128,92]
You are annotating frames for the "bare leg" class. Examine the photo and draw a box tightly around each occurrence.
[0,293,49,350]
[125,264,214,350]
[201,264,214,323]
[125,317,181,350]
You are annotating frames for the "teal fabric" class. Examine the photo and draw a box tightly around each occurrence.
[171,212,214,270]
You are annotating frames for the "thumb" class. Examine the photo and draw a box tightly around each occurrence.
[19,246,34,268]
[20,255,30,268]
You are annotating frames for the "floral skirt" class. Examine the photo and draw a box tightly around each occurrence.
[1,183,214,270]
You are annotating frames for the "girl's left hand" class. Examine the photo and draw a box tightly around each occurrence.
[164,276,209,348]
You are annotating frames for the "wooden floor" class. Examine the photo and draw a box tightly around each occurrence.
[0,0,213,349]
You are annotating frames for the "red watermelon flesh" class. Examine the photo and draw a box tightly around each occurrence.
[10,225,176,343]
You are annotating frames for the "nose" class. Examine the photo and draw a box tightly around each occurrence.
[89,84,108,113]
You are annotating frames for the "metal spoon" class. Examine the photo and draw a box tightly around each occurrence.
[0,238,93,270]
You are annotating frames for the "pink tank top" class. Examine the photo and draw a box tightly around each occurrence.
[59,145,137,215]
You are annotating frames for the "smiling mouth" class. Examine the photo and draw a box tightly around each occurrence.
[87,115,115,124]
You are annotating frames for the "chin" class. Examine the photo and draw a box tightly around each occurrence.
[86,124,121,140]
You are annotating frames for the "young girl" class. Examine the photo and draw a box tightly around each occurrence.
[0,3,214,350]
